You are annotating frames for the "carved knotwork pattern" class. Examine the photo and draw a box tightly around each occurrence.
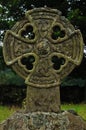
[14,40,33,57]
[3,8,84,88]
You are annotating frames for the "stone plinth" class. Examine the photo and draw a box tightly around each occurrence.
[0,111,86,130]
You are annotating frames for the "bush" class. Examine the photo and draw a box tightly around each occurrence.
[0,85,26,106]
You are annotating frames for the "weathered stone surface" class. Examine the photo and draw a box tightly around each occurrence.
[26,86,61,113]
[0,111,86,130]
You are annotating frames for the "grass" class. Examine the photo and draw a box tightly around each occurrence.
[61,104,86,121]
[0,104,86,123]
[0,105,19,123]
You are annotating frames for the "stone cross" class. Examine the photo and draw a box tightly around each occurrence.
[3,7,84,113]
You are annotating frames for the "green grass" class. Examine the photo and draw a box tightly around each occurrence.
[0,104,86,123]
[61,104,86,121]
[0,106,19,123]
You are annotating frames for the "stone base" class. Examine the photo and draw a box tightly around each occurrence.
[0,111,86,130]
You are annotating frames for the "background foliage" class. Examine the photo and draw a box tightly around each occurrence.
[0,0,86,104]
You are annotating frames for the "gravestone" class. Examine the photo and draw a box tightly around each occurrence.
[0,7,86,130]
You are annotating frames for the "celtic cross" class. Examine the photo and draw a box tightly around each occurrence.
[3,7,84,113]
